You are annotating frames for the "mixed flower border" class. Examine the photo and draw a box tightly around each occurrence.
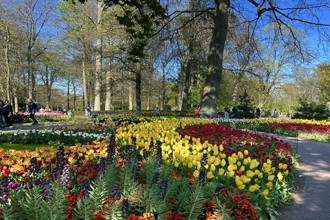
[0,116,319,219]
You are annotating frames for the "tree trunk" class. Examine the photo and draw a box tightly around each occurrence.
[128,72,134,110]
[231,71,244,105]
[146,76,151,110]
[82,53,88,108]
[104,58,112,111]
[94,0,104,111]
[180,43,194,116]
[72,81,77,110]
[161,67,166,110]
[135,70,142,112]
[45,65,52,109]
[200,0,229,118]
[67,75,70,110]
[27,45,33,99]
[4,25,11,101]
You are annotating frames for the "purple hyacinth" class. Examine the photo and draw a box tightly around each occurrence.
[55,146,65,172]
[111,184,121,201]
[29,157,40,174]
[160,178,168,199]
[156,141,162,165]
[143,149,150,159]
[201,153,208,167]
[198,167,206,186]
[106,134,116,164]
[152,171,160,185]
[121,198,130,218]
[97,157,107,176]
[149,140,154,152]
[60,164,71,190]
[81,177,91,194]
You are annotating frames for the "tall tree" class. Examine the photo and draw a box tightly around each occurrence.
[168,0,330,117]
[13,0,54,100]
[59,0,97,109]
[37,49,64,109]
[314,63,330,103]
[94,0,105,111]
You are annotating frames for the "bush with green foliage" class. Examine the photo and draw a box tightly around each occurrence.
[293,99,330,120]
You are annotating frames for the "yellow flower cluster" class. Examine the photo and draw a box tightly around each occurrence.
[115,118,291,198]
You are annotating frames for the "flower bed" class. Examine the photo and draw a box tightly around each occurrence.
[0,118,297,219]
[0,129,111,146]
[12,111,68,124]
[224,118,330,142]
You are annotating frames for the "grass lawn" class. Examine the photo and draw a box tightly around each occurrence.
[0,143,49,151]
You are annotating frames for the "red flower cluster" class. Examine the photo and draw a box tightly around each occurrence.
[178,124,293,166]
[264,123,330,135]
[221,188,259,220]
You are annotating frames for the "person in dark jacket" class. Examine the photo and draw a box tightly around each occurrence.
[3,100,13,128]
[0,100,7,127]
[28,98,38,125]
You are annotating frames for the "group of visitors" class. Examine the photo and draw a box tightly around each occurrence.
[0,99,13,128]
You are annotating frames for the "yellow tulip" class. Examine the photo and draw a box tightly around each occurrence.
[228,170,235,177]
[193,170,199,177]
[246,170,255,178]
[268,175,275,181]
[221,159,226,167]
[210,164,216,172]
[262,189,269,197]
[207,171,214,179]
[277,172,284,181]
[248,184,260,192]
[238,151,244,159]
[243,158,250,165]
[238,184,245,190]
[214,158,220,166]
[266,182,273,189]
[242,175,251,184]
[218,168,225,176]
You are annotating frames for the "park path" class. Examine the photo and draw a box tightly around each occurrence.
[264,134,330,220]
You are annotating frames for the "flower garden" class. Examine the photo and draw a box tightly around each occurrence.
[0,113,329,219]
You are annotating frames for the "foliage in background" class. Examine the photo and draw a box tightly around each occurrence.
[293,99,330,120]
[314,63,330,103]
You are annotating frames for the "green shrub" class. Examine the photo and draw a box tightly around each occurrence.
[293,99,330,120]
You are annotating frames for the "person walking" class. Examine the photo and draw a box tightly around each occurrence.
[85,106,91,116]
[0,100,7,127]
[256,108,261,118]
[28,98,38,125]
[156,107,160,117]
[194,105,200,117]
[3,100,13,128]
